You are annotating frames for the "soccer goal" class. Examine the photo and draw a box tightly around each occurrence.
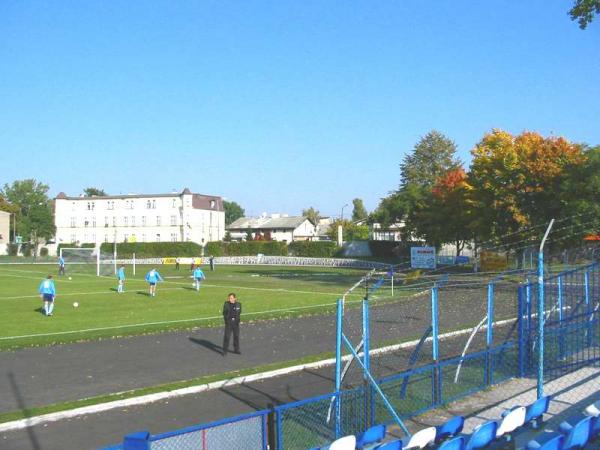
[59,247,116,276]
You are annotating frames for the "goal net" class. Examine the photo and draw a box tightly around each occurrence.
[59,247,115,277]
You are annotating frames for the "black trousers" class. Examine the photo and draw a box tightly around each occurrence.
[223,320,240,353]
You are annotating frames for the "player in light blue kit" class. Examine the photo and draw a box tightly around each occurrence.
[58,257,65,276]
[193,266,205,292]
[39,275,56,316]
[117,265,126,293]
[145,268,163,297]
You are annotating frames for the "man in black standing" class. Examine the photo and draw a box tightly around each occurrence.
[222,292,241,355]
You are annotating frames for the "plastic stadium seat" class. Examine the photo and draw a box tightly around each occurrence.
[558,414,593,449]
[525,432,564,450]
[585,400,600,417]
[356,424,386,449]
[465,421,498,450]
[496,406,526,439]
[404,426,436,449]
[374,439,402,450]
[329,434,356,450]
[438,436,465,450]
[435,416,465,443]
[526,396,552,429]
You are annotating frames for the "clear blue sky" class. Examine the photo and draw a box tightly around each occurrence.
[1,1,599,217]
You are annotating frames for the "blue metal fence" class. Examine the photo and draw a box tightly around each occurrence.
[107,262,600,450]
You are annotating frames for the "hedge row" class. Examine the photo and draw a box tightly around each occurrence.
[288,241,339,257]
[205,241,288,257]
[368,240,425,258]
[99,242,204,258]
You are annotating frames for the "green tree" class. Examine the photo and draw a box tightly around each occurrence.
[351,198,368,222]
[83,187,107,197]
[326,220,370,242]
[400,130,461,189]
[570,0,600,29]
[1,179,55,255]
[302,207,320,226]
[224,200,245,225]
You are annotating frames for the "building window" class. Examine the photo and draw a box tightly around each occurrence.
[152,200,156,209]
[131,216,135,226]
[71,202,76,211]
[172,199,176,208]
[70,217,76,227]
[104,234,109,243]
[130,201,134,209]
[156,233,161,242]
[156,216,161,226]
[123,217,128,226]
[146,200,151,209]
[91,202,95,211]
[92,217,96,227]
[210,200,215,209]
[142,216,147,226]
[170,233,177,242]
[91,233,96,242]
[107,201,115,210]
[124,233,129,242]
[170,215,177,226]
[87,202,91,210]
[84,218,89,227]
[105,217,109,227]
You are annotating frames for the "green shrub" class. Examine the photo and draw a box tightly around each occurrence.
[99,242,204,258]
[21,244,32,257]
[39,247,49,257]
[204,241,287,256]
[288,241,339,257]
[7,243,18,256]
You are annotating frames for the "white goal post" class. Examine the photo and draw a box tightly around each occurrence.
[59,247,116,276]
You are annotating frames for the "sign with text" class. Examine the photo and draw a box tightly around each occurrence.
[411,246,436,269]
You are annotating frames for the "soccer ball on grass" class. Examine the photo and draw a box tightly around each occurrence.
[73,302,79,308]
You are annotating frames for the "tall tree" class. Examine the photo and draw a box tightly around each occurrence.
[83,187,107,197]
[1,179,55,255]
[570,0,600,29]
[224,200,245,225]
[326,219,369,242]
[351,198,368,222]
[302,207,320,225]
[469,130,585,248]
[400,130,461,188]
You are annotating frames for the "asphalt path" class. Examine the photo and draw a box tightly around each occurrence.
[0,287,518,414]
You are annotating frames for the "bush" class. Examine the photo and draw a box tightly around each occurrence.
[288,241,340,257]
[39,247,49,257]
[21,244,32,257]
[99,242,204,259]
[7,243,18,256]
[368,240,424,259]
[204,241,288,256]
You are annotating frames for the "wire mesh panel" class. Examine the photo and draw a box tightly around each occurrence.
[149,412,266,450]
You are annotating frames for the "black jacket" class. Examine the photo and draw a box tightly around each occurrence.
[223,301,242,323]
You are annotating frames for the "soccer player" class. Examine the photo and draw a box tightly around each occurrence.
[117,265,126,293]
[39,275,56,316]
[193,266,205,291]
[144,268,163,297]
[58,256,65,276]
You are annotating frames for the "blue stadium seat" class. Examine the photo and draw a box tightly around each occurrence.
[374,439,402,450]
[525,432,564,450]
[558,414,593,449]
[526,396,552,429]
[356,424,386,449]
[465,421,497,450]
[437,436,465,450]
[435,416,465,443]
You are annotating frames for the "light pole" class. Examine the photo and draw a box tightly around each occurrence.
[340,204,349,221]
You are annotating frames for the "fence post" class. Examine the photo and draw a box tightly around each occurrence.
[276,409,283,450]
[362,299,372,428]
[431,286,440,405]
[558,276,565,360]
[537,249,545,399]
[123,431,150,450]
[585,270,592,347]
[267,404,277,450]
[335,298,343,438]
[486,282,494,385]
[518,285,525,377]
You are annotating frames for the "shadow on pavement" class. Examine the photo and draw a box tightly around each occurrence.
[8,372,42,450]
[188,337,224,355]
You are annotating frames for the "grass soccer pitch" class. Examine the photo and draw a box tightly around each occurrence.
[0,263,379,350]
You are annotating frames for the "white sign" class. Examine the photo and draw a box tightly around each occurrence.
[411,246,436,269]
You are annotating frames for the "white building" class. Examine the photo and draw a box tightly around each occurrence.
[54,188,225,247]
[0,210,10,255]
[227,215,316,242]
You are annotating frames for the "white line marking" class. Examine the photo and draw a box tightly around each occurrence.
[0,315,518,432]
